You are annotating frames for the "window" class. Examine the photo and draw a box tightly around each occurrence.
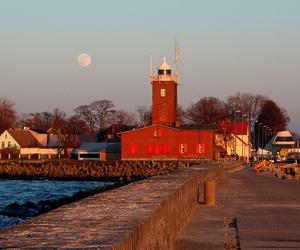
[5,134,7,139]
[1,142,4,149]
[79,153,100,159]
[196,144,206,154]
[275,137,294,142]
[197,144,202,154]
[158,69,164,75]
[179,144,187,154]
[166,69,171,75]
[147,144,154,154]
[130,144,137,154]
[8,141,11,148]
[154,128,163,137]
[162,144,169,154]
[155,144,161,154]
[202,144,206,153]
[160,88,166,97]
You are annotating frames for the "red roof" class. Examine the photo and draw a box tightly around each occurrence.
[7,129,42,148]
[217,120,248,135]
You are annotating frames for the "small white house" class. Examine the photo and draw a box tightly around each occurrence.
[216,121,249,161]
[0,128,42,149]
[0,128,60,159]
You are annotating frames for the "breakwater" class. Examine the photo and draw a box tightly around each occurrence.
[0,161,242,249]
[0,160,201,181]
[0,180,118,229]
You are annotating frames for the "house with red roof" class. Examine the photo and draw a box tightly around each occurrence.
[0,128,60,159]
[216,120,249,161]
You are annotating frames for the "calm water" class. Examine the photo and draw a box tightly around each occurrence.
[0,179,114,229]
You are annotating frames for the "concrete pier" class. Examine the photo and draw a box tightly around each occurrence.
[0,162,242,249]
[174,166,300,249]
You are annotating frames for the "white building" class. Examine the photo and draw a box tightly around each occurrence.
[0,128,60,159]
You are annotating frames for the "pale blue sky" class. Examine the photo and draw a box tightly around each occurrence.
[1,1,300,133]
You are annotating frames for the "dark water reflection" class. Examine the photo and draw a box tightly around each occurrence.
[0,179,114,229]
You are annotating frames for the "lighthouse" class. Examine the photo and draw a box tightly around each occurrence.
[120,54,215,161]
[151,57,178,125]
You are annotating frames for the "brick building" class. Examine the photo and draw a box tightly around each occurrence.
[121,57,215,160]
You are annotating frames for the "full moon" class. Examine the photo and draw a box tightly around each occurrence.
[77,53,92,67]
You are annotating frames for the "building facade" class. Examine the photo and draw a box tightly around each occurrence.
[121,57,215,161]
[216,120,249,161]
[0,128,63,159]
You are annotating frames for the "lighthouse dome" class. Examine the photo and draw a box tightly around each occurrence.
[158,57,172,75]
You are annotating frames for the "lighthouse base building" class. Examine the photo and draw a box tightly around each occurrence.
[121,57,216,161]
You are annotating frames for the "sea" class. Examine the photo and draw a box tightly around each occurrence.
[0,179,114,230]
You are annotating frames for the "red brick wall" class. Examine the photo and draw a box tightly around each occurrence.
[152,80,177,125]
[121,125,215,160]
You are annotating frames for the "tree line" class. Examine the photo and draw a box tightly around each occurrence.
[0,92,290,138]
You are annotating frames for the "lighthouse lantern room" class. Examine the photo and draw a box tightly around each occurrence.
[151,57,178,125]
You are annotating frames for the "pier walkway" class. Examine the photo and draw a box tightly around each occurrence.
[0,163,227,249]
[174,167,300,249]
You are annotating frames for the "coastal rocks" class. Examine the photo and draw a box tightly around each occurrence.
[0,183,121,220]
[0,201,39,217]
[0,160,199,180]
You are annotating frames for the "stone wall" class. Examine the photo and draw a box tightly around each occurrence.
[0,161,242,249]
[0,159,205,181]
[112,163,238,250]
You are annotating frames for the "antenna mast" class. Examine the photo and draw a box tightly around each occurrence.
[174,35,180,83]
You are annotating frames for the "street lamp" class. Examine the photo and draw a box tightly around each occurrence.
[253,120,258,151]
[258,123,262,150]
[241,113,248,161]
[263,125,267,151]
[265,127,270,147]
[234,110,241,158]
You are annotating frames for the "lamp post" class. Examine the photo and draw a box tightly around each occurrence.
[241,113,248,161]
[234,110,241,158]
[261,125,264,150]
[262,125,266,156]
[265,127,270,146]
[253,120,258,151]
[268,128,273,155]
[247,113,254,163]
[258,123,262,150]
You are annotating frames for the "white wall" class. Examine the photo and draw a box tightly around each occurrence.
[20,148,61,155]
[0,130,20,149]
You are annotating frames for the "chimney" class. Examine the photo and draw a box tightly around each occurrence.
[175,120,181,127]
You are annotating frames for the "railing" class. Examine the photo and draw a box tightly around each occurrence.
[151,74,178,83]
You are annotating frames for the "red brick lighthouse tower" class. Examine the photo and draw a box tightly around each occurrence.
[120,53,216,161]
[151,57,178,125]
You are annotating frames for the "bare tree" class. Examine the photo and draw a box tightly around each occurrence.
[17,109,66,132]
[74,104,96,134]
[90,100,115,132]
[56,115,89,150]
[0,98,16,133]
[52,108,66,129]
[226,92,267,119]
[136,105,152,127]
[17,113,32,128]
[184,97,226,127]
[177,105,186,124]
[113,110,137,126]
